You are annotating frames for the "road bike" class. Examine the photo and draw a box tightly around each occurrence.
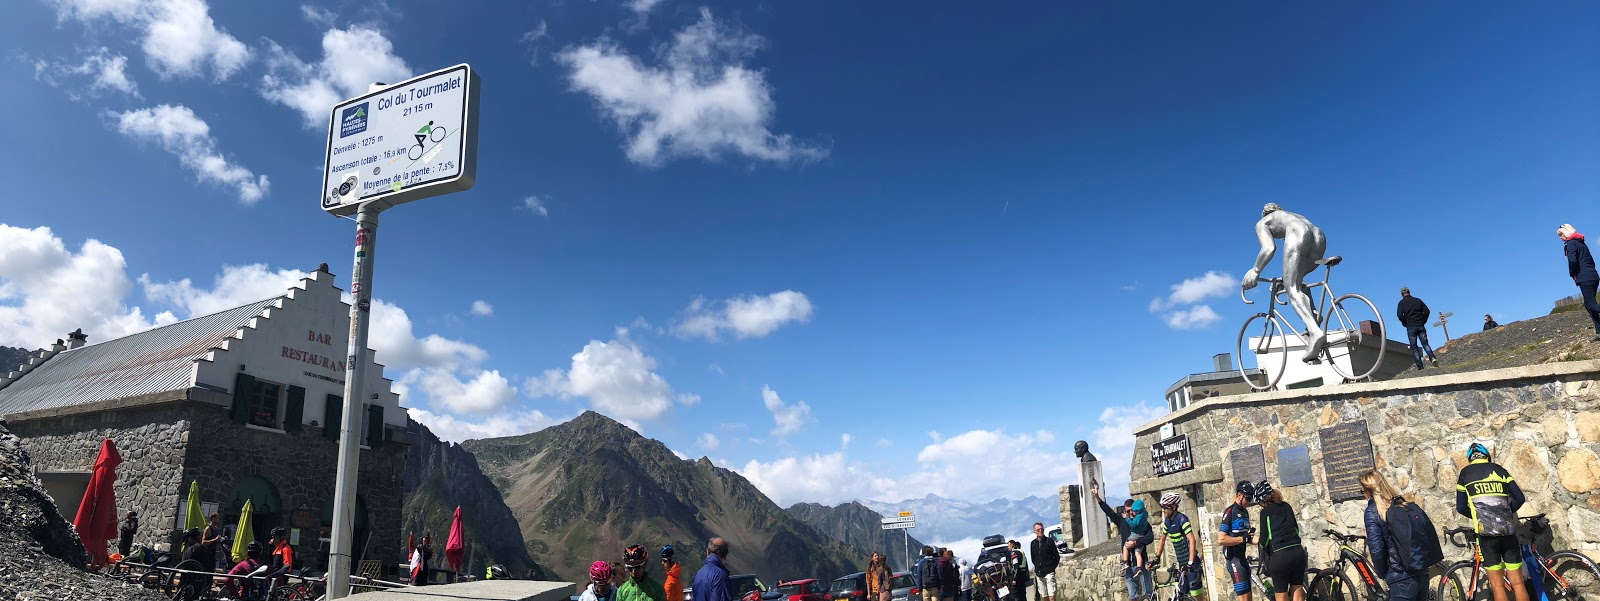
[1250,554,1322,599]
[1438,515,1600,601]
[1154,564,1202,601]
[407,121,449,160]
[1307,529,1385,601]
[1236,256,1386,391]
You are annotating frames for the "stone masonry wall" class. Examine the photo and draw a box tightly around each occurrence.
[10,404,192,552]
[184,403,406,567]
[1059,362,1600,601]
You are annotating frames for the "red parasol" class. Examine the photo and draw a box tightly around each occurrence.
[444,506,465,572]
[72,439,121,567]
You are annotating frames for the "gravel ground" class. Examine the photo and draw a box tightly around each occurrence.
[1394,308,1598,379]
[0,421,168,601]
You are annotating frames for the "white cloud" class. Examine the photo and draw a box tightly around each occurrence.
[33,47,141,98]
[470,300,493,316]
[299,4,336,26]
[112,105,270,204]
[261,26,411,126]
[409,407,557,443]
[526,334,683,423]
[1150,271,1233,330]
[414,368,517,414]
[676,392,701,406]
[761,385,814,437]
[672,290,813,340]
[140,264,308,317]
[738,452,896,507]
[557,8,826,166]
[522,196,549,217]
[697,432,720,450]
[52,0,249,80]
[367,299,488,372]
[708,363,724,375]
[520,20,549,65]
[889,428,1080,501]
[875,438,892,448]
[1092,401,1166,498]
[0,225,170,349]
[841,433,852,449]
[626,0,664,16]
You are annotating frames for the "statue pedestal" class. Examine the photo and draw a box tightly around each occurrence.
[1076,460,1109,547]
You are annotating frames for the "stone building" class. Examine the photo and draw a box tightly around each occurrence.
[1055,360,1600,601]
[0,266,411,567]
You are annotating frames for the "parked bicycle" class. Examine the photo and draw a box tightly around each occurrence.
[1438,515,1600,601]
[1154,564,1201,601]
[1236,256,1386,391]
[1307,529,1385,601]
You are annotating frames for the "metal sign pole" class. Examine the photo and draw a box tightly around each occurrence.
[328,203,380,598]
[904,529,909,572]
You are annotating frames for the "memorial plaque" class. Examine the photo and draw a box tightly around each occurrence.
[1151,434,1194,476]
[1278,445,1313,487]
[1229,445,1267,487]
[1319,421,1376,502]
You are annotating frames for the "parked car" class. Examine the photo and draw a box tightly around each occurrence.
[888,571,914,601]
[1043,524,1075,556]
[732,574,784,601]
[777,579,831,601]
[828,572,868,601]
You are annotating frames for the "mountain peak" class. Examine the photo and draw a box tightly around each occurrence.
[562,410,639,438]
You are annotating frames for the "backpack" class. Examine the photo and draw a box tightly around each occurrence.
[918,557,940,587]
[1385,498,1444,574]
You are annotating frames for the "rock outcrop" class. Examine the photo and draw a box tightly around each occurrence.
[0,421,165,600]
[402,420,548,579]
[786,501,928,571]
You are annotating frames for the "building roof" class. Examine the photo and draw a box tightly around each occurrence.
[1164,368,1263,397]
[0,296,282,416]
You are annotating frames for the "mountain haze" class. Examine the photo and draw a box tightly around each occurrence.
[462,412,866,582]
[786,501,927,572]
[861,495,1060,545]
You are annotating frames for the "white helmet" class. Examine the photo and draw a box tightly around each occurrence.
[1160,492,1182,509]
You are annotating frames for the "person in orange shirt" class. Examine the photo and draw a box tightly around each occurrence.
[661,546,682,601]
[268,527,294,587]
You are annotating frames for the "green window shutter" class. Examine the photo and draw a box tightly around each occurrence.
[284,386,306,432]
[231,373,255,423]
[366,404,384,449]
[324,394,343,440]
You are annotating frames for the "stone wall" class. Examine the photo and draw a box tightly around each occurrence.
[12,398,407,564]
[1059,361,1600,601]
[1053,541,1129,601]
[11,403,192,552]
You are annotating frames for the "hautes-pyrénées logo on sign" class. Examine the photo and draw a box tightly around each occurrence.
[340,103,369,138]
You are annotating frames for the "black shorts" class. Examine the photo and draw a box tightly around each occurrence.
[1266,547,1308,587]
[1225,556,1250,594]
[1477,535,1523,571]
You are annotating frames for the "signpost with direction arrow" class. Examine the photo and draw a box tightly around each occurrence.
[881,513,916,570]
[1434,311,1454,342]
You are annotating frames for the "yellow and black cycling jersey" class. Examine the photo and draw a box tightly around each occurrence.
[1455,458,1525,537]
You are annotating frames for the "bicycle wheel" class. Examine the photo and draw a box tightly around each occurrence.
[1237,313,1287,391]
[1322,293,1385,381]
[1439,562,1487,601]
[1309,567,1360,601]
[1543,550,1600,601]
[430,124,447,142]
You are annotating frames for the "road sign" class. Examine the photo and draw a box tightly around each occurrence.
[882,520,915,530]
[898,511,912,517]
[322,63,480,216]
[881,516,915,525]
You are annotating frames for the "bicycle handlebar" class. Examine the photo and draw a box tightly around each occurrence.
[1442,527,1476,548]
[1240,278,1284,305]
[1322,529,1365,543]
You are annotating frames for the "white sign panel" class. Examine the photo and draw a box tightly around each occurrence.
[882,521,916,530]
[322,63,480,216]
[881,516,915,525]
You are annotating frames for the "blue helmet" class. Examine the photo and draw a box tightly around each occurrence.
[1467,442,1490,461]
[660,545,674,559]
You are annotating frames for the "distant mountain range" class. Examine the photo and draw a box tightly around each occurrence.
[459,411,866,582]
[0,346,35,374]
[786,501,928,572]
[860,494,1060,546]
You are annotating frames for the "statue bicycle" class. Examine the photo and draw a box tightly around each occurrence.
[1235,255,1387,391]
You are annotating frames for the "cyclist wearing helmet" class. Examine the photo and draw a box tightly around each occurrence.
[661,546,683,601]
[584,560,618,601]
[487,564,508,580]
[1150,492,1203,599]
[267,526,295,587]
[225,540,267,599]
[620,545,668,601]
[1253,481,1306,601]
[1218,482,1255,601]
[1456,443,1528,601]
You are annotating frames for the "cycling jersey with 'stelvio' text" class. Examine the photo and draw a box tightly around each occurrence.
[1455,459,1525,537]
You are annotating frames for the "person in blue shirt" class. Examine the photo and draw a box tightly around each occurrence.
[1218,482,1254,601]
[692,538,732,601]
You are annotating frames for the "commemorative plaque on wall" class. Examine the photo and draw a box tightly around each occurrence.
[1228,444,1267,487]
[1277,445,1313,487]
[1152,434,1194,476]
[1319,421,1376,502]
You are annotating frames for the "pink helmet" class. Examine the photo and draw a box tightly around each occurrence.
[590,561,614,582]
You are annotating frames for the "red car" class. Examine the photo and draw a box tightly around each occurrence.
[776,579,831,601]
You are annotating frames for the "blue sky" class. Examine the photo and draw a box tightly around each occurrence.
[3,1,1598,508]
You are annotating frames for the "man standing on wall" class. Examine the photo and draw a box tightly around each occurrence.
[1218,483,1254,601]
[1030,523,1060,601]
[1397,287,1439,370]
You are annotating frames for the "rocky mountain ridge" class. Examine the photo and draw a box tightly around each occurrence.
[785,501,927,571]
[401,420,548,579]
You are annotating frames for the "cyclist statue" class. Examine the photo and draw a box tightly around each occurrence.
[1241,203,1328,363]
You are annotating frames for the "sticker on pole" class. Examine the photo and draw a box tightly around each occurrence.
[321,63,480,216]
